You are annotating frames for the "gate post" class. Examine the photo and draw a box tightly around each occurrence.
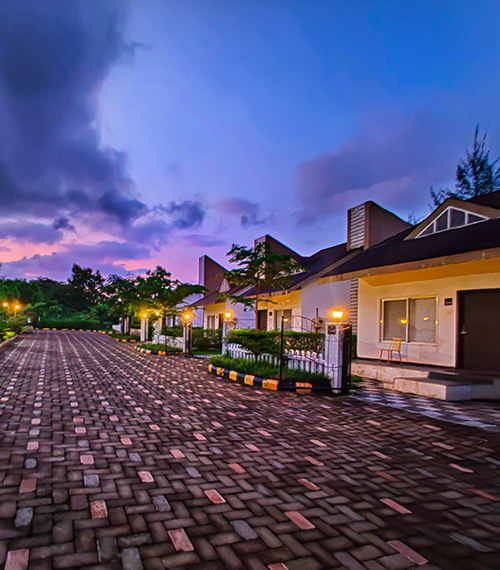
[324,316,351,393]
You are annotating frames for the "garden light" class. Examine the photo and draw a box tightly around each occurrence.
[224,311,232,319]
[182,313,191,321]
[332,310,344,320]
[2,302,7,308]
[14,305,20,310]
[142,313,147,319]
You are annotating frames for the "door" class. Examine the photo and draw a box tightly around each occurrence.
[458,289,500,372]
[257,309,268,331]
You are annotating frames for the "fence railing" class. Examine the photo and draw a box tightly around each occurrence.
[225,343,328,376]
[154,334,184,350]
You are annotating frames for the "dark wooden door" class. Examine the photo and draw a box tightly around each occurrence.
[458,289,500,372]
[257,310,268,331]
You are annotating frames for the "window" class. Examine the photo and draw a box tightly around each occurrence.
[381,297,437,343]
[382,300,407,341]
[417,207,487,237]
[207,315,217,329]
[409,298,436,343]
[275,309,292,331]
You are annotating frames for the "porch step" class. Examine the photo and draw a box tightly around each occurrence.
[392,377,472,401]
[429,370,497,384]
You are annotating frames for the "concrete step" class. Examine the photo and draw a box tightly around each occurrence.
[429,370,496,384]
[392,377,472,401]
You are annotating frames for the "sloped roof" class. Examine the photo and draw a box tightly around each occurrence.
[241,242,349,298]
[466,189,500,209]
[325,217,500,278]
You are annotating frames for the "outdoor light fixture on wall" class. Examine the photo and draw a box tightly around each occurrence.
[332,309,345,320]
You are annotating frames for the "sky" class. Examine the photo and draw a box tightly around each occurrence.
[1,0,500,282]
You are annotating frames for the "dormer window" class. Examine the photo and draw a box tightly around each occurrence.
[417,207,488,238]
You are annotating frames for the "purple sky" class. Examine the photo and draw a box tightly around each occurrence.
[1,0,500,282]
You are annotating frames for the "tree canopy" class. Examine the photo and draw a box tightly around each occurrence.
[431,126,500,205]
[222,241,304,328]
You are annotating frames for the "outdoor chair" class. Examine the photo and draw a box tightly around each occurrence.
[379,338,403,365]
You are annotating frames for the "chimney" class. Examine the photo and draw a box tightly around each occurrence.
[347,201,411,250]
[198,255,226,293]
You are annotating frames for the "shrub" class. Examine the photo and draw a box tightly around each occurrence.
[37,317,104,330]
[209,355,331,387]
[193,327,222,350]
[283,331,324,353]
[225,329,280,361]
[161,325,183,338]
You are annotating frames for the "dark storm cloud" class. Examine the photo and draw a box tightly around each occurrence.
[0,0,146,226]
[219,198,269,228]
[52,217,76,233]
[1,240,151,280]
[295,113,461,224]
[160,200,206,230]
[0,221,62,244]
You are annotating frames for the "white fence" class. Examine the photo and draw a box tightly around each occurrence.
[154,334,184,350]
[225,343,329,377]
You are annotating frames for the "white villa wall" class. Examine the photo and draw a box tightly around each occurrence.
[203,301,251,329]
[358,271,500,367]
[301,280,351,324]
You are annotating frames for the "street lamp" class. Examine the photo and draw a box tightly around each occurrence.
[279,316,289,381]
[182,313,193,356]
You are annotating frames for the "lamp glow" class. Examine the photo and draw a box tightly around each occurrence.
[142,313,147,318]
[224,311,232,319]
[332,310,344,320]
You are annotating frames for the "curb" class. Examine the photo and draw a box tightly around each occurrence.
[36,328,108,333]
[135,346,182,356]
[208,364,332,393]
[35,328,140,342]
[0,335,18,349]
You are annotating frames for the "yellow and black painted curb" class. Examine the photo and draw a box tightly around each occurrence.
[134,346,182,356]
[208,364,332,393]
[36,328,108,333]
[35,328,139,341]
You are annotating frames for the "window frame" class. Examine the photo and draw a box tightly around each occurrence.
[416,207,487,238]
[380,296,438,344]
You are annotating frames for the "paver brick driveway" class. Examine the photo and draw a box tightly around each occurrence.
[1,331,499,570]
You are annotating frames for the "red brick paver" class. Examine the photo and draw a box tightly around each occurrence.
[0,330,499,570]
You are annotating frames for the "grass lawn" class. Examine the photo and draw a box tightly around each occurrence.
[138,343,182,352]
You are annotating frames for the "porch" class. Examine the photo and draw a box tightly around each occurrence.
[352,358,500,401]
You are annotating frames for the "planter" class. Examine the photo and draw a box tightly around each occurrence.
[208,364,332,393]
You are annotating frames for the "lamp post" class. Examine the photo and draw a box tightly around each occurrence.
[279,316,289,381]
[182,313,192,356]
[140,312,149,342]
[222,311,233,355]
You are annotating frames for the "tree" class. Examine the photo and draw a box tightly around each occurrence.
[136,266,206,327]
[221,242,305,329]
[431,126,500,205]
[104,274,140,333]
[68,264,104,310]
